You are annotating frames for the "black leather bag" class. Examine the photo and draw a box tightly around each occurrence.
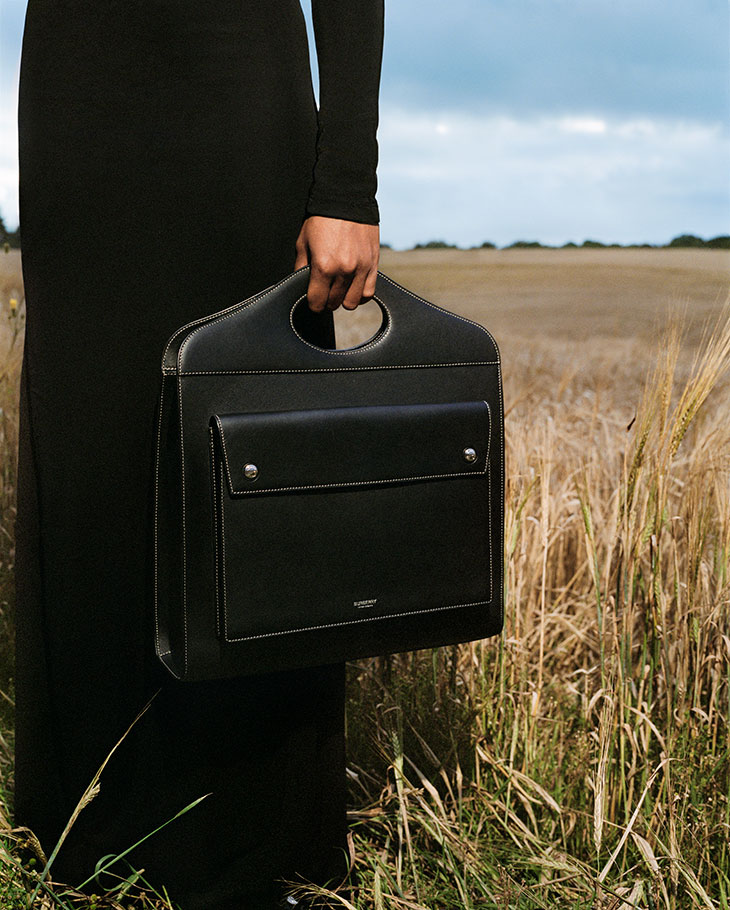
[154,268,504,680]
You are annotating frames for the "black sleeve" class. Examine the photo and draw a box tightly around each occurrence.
[305,0,384,225]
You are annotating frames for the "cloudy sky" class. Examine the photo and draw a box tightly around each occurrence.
[1,0,728,248]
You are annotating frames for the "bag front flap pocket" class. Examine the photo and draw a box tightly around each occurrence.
[209,399,494,644]
[210,400,490,495]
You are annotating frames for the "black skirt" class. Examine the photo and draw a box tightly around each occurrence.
[15,1,382,906]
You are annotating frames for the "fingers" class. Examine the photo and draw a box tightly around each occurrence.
[327,272,352,311]
[340,263,378,311]
[362,266,377,301]
[306,266,333,313]
[341,270,367,311]
[295,216,380,313]
[308,263,366,313]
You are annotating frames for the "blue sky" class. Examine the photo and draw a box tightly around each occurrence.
[1,0,728,248]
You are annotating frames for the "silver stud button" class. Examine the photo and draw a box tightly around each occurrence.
[463,447,477,463]
[243,463,259,481]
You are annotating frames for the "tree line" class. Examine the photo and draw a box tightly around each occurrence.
[398,233,730,251]
[3,217,727,253]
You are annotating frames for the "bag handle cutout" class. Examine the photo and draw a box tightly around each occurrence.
[290,294,390,353]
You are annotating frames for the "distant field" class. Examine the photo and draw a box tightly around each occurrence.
[5,244,729,416]
[336,246,730,407]
[376,247,729,345]
[338,247,730,351]
[4,246,728,351]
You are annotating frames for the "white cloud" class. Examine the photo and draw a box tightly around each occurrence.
[377,107,730,247]
[558,117,607,135]
[0,101,18,229]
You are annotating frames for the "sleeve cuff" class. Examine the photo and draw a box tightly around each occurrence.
[305,196,380,225]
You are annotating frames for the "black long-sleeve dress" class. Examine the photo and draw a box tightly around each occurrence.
[15,2,383,907]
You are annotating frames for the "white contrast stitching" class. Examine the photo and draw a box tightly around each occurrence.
[161,268,307,368]
[153,378,183,678]
[288,295,392,355]
[209,427,221,640]
[162,268,501,373]
[220,457,229,641]
[487,469,493,602]
[212,415,230,491]
[162,360,500,376]
[164,267,504,674]
[224,468,486,496]
[169,272,307,670]
[176,362,189,675]
[215,442,495,642]
[483,400,492,465]
[153,378,163,657]
[377,272,502,363]
[223,600,492,643]
[496,350,505,626]
[172,271,318,662]
[176,270,308,365]
[215,402,490,495]
[379,272,505,611]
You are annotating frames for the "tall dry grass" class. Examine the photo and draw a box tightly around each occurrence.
[0,251,22,907]
[0,251,22,755]
[336,302,730,909]
[0,250,728,908]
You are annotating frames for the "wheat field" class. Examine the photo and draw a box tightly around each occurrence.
[0,248,729,908]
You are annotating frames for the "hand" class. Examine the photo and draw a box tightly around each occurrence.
[294,215,380,312]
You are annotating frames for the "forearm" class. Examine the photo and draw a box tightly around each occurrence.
[307,0,385,225]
